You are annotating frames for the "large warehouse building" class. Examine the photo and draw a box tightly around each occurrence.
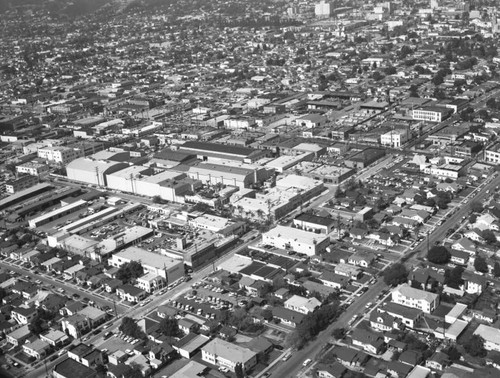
[66,157,129,187]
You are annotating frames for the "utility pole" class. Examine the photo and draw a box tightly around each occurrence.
[427,230,430,254]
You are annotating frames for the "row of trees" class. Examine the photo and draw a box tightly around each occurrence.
[285,302,341,349]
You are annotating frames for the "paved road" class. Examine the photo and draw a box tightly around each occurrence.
[0,261,129,316]
[269,174,499,378]
[24,236,257,378]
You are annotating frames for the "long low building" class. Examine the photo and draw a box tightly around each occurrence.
[28,199,88,229]
[262,225,330,256]
[108,247,184,283]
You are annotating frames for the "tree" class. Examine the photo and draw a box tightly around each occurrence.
[493,262,500,277]
[159,317,181,337]
[235,363,244,378]
[481,229,497,245]
[470,201,484,213]
[119,317,144,339]
[332,328,346,340]
[383,263,408,286]
[463,334,486,357]
[116,261,144,284]
[445,266,464,289]
[427,246,450,264]
[444,346,461,361]
[28,316,44,336]
[474,256,489,273]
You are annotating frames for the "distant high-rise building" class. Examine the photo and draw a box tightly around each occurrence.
[492,15,499,34]
[315,1,332,18]
[430,0,439,9]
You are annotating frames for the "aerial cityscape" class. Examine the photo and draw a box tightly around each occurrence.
[0,0,500,377]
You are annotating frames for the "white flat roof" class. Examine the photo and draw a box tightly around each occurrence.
[29,199,87,225]
[114,247,182,270]
[264,225,329,245]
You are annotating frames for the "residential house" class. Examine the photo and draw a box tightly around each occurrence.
[387,360,413,378]
[316,362,347,378]
[450,249,470,266]
[68,343,103,367]
[77,306,107,328]
[451,238,476,256]
[174,334,210,359]
[332,346,369,367]
[40,329,70,347]
[426,351,450,371]
[149,341,176,363]
[22,339,51,360]
[407,267,445,291]
[11,306,37,325]
[369,309,404,332]
[178,318,198,335]
[334,263,362,279]
[474,324,500,352]
[350,228,368,240]
[351,329,385,355]
[60,301,85,317]
[61,314,91,339]
[319,271,349,289]
[461,271,487,294]
[391,284,439,314]
[6,324,31,346]
[348,252,376,267]
[201,338,257,373]
[464,229,484,243]
[52,358,98,378]
[272,307,305,328]
[116,284,147,303]
[284,295,321,315]
[381,302,424,329]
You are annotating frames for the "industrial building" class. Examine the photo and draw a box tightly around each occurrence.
[66,157,129,187]
[261,225,330,256]
[108,247,184,283]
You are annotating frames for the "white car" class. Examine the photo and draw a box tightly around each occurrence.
[218,367,229,373]
[303,358,312,367]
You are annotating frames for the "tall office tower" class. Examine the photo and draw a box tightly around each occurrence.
[315,1,332,18]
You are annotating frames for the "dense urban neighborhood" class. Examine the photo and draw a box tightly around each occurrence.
[1,0,500,378]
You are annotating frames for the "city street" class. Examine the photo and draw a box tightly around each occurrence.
[23,236,258,378]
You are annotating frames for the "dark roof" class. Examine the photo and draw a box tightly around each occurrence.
[180,141,256,157]
[154,149,196,162]
[117,283,146,296]
[295,213,335,226]
[383,302,423,320]
[69,343,93,357]
[53,358,98,378]
[272,307,305,324]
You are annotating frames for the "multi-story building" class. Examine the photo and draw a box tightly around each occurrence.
[108,247,184,283]
[315,0,332,17]
[201,338,257,373]
[391,284,439,314]
[412,107,452,122]
[262,225,330,256]
[380,129,409,148]
[485,142,500,164]
[38,146,82,165]
[16,162,50,177]
[5,175,38,194]
[474,324,500,352]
